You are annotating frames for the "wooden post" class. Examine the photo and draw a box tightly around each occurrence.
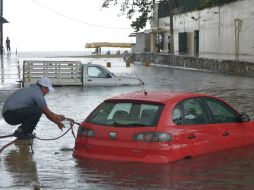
[126,60,131,67]
[107,62,111,67]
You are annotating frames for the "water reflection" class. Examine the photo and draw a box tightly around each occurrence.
[1,55,4,84]
[75,144,254,190]
[2,61,254,189]
[4,140,40,189]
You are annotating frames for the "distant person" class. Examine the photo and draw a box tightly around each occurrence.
[2,76,65,139]
[5,37,11,54]
[156,36,161,53]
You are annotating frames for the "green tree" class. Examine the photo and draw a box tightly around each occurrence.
[102,0,238,31]
[102,0,156,32]
[102,0,175,53]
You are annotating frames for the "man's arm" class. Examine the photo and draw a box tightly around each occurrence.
[42,106,65,129]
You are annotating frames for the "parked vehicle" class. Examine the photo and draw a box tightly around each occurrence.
[82,63,143,86]
[73,91,253,163]
[23,60,143,87]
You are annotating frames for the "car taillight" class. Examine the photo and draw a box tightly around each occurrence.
[133,132,172,142]
[77,126,95,137]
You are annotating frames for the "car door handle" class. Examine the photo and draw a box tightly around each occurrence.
[87,79,92,81]
[188,134,196,139]
[223,131,230,136]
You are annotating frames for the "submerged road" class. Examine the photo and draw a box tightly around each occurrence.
[1,57,254,189]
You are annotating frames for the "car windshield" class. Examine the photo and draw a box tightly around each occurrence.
[87,101,163,127]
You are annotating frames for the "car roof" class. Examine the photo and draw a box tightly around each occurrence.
[107,91,211,104]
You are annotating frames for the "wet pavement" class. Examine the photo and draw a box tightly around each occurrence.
[0,54,21,89]
[1,55,254,189]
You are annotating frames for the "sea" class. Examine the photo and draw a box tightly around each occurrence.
[15,48,129,58]
[16,50,91,58]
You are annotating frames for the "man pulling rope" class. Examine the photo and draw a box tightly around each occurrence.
[1,76,65,139]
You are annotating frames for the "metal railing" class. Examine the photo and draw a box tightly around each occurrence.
[23,60,83,87]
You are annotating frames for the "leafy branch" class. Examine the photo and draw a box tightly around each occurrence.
[102,0,156,32]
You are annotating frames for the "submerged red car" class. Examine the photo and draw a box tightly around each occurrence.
[73,91,253,163]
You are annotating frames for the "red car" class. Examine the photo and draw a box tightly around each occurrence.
[73,91,253,163]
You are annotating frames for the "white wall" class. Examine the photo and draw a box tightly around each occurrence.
[134,33,146,52]
[158,0,254,56]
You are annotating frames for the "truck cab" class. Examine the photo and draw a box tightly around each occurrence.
[82,63,143,87]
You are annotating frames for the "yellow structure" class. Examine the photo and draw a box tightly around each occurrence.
[85,42,134,48]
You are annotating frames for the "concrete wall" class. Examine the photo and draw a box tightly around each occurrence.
[133,32,155,53]
[157,0,254,56]
[130,52,254,76]
[134,33,146,53]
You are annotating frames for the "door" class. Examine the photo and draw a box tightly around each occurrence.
[172,98,224,157]
[204,97,254,149]
[83,65,116,86]
[194,30,199,55]
[178,32,187,54]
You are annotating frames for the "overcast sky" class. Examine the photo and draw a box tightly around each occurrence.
[3,0,135,51]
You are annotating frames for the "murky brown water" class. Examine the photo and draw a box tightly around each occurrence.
[1,59,254,189]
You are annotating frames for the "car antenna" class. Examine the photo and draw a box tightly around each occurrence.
[134,71,147,96]
[143,86,148,96]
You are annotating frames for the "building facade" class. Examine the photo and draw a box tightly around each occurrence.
[135,0,254,60]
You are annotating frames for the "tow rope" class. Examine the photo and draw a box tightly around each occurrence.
[34,118,79,140]
[0,118,80,155]
[0,134,15,138]
[0,139,18,154]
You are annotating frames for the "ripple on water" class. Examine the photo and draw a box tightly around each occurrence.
[2,62,254,189]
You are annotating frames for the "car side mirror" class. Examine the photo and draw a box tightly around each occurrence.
[238,113,250,122]
[106,73,112,78]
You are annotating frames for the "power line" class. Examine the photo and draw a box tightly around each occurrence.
[31,0,130,30]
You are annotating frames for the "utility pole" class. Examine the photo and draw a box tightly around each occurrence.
[169,0,174,54]
[234,18,242,62]
[0,0,3,55]
[0,1,9,55]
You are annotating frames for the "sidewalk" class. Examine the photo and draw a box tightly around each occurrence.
[0,54,21,90]
[0,54,22,119]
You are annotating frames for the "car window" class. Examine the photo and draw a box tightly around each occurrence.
[172,104,183,125]
[87,66,109,78]
[87,102,163,127]
[108,103,132,119]
[182,98,208,125]
[140,105,159,125]
[204,97,238,123]
[172,98,209,125]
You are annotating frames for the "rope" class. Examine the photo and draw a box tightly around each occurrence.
[0,118,80,155]
[30,138,34,154]
[0,138,17,154]
[0,134,14,139]
[34,118,79,141]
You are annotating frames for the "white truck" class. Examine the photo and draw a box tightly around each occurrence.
[22,60,143,87]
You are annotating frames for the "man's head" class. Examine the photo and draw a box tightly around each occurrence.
[37,76,54,94]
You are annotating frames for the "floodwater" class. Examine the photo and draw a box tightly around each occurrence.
[1,57,254,189]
